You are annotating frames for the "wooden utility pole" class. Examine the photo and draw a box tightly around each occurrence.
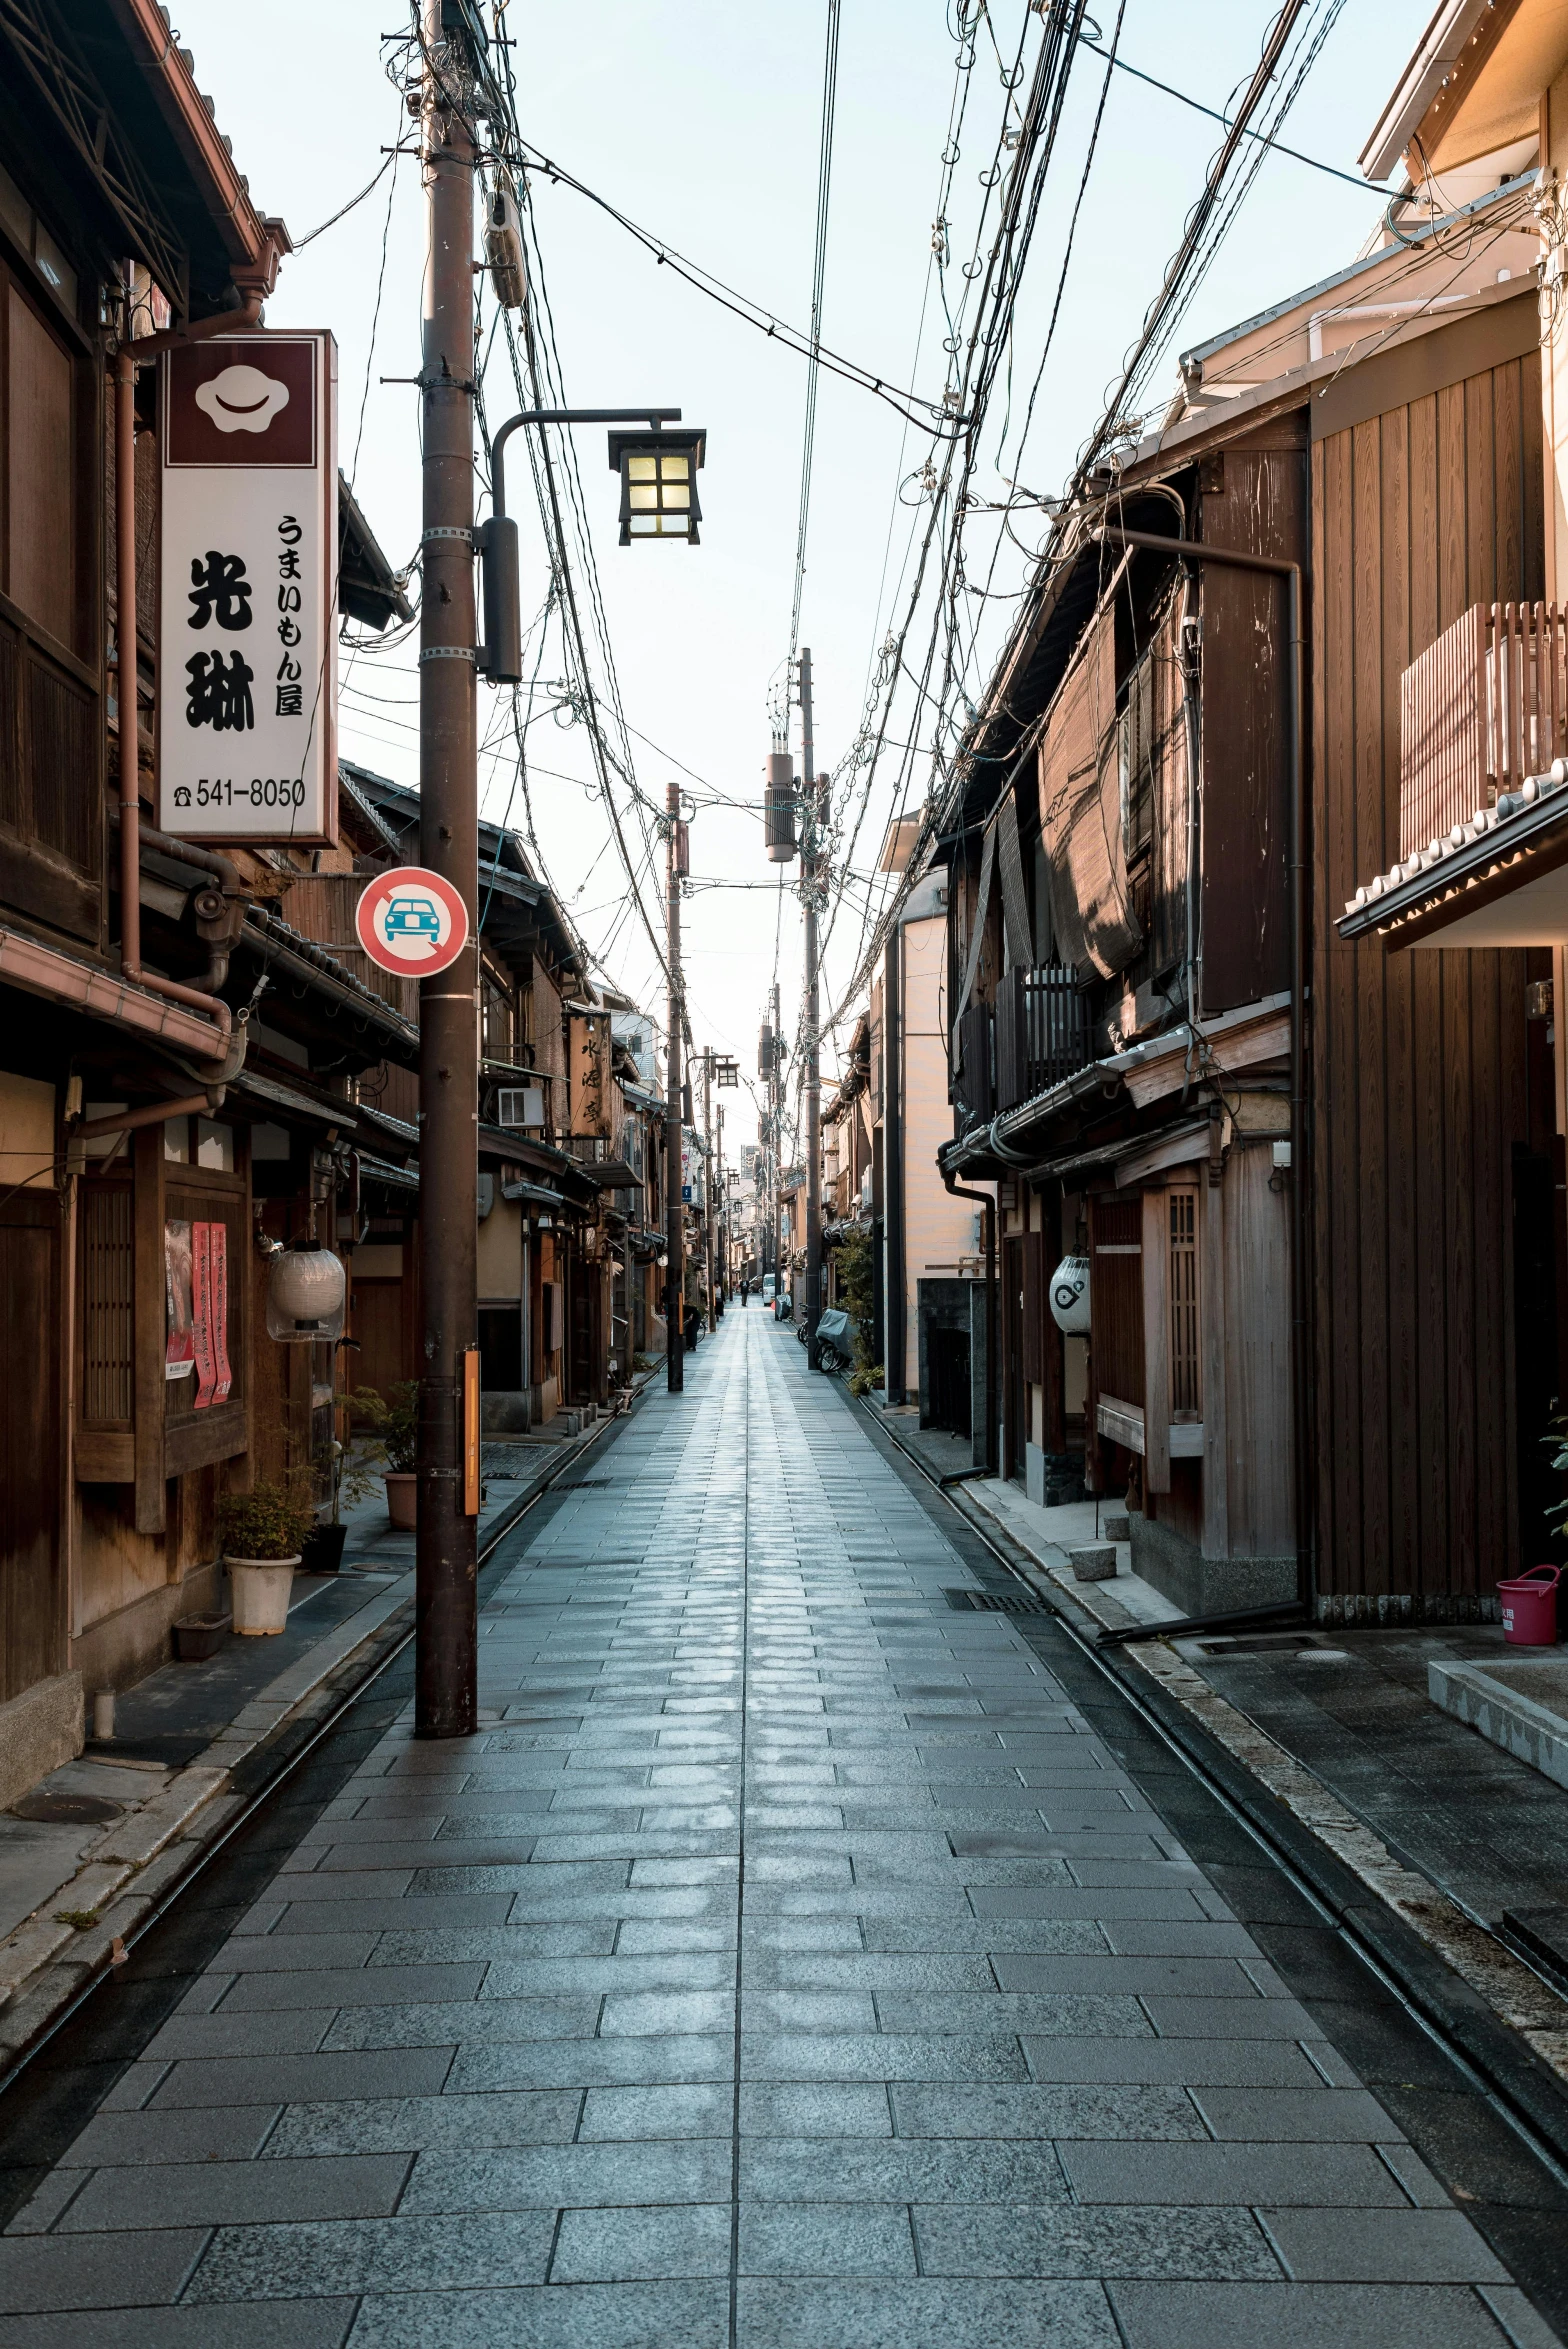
[665,782,685,1393]
[799,650,823,1367]
[702,1049,716,1331]
[415,0,479,1739]
[770,978,781,1301]
[716,1099,725,1309]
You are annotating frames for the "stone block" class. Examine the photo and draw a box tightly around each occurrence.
[1069,1547,1117,1584]
[1103,1514,1131,1541]
[0,1671,82,1813]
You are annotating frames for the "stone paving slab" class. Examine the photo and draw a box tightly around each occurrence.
[0,1315,1560,2346]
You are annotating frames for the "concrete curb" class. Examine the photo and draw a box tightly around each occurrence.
[0,1382,652,2078]
[853,1391,1568,2172]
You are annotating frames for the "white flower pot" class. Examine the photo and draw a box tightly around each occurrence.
[226,1555,299,1635]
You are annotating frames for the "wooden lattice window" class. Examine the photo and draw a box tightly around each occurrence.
[1168,1187,1200,1417]
[81,1182,133,1425]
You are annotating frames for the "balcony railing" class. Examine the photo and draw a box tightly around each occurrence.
[1401,601,1568,858]
[994,963,1091,1113]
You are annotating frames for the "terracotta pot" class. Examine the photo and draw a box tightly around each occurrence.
[384,1472,417,1530]
[226,1556,299,1636]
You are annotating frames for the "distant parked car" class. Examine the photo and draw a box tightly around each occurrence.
[761,1276,777,1306]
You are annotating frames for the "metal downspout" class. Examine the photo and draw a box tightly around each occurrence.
[941,1165,997,1476]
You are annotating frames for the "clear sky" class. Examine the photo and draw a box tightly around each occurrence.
[176,0,1429,1151]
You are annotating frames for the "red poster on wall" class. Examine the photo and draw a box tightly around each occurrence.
[164,1221,194,1382]
[209,1221,232,1403]
[192,1221,216,1410]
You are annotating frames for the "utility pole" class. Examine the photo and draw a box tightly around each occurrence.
[716,1099,725,1309]
[702,1050,716,1331]
[770,978,781,1303]
[415,0,478,1741]
[799,650,823,1368]
[665,782,685,1393]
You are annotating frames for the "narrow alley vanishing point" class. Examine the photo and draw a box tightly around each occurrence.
[0,1312,1547,2347]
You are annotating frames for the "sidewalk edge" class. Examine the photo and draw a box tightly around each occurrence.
[0,1384,650,2081]
[855,1389,1568,2171]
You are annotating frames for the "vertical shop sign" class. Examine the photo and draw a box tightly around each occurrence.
[158,333,338,845]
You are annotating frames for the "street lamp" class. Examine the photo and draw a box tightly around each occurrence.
[480,408,708,681]
[607,428,706,545]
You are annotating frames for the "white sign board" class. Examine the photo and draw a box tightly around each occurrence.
[158,333,337,845]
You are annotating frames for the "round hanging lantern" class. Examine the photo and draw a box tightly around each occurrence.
[1048,1253,1090,1336]
[266,1246,346,1343]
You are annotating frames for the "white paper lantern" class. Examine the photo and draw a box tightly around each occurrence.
[266,1246,345,1343]
[1048,1253,1090,1336]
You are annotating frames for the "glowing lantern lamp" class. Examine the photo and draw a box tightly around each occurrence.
[607,428,705,545]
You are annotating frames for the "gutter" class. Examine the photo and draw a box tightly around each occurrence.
[0,924,231,1063]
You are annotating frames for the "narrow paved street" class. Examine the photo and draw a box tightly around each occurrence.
[0,1311,1555,2347]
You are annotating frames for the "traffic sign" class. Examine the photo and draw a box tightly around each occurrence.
[355,866,469,978]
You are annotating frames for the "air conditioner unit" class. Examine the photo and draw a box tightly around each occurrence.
[495,1085,544,1129]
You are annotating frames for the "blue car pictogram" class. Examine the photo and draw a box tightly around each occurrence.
[384,895,442,942]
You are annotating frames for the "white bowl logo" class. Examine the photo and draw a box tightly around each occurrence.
[194,364,290,435]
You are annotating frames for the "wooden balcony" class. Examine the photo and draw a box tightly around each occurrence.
[1401,601,1568,859]
[993,964,1091,1114]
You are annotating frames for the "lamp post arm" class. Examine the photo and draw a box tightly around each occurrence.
[490,407,683,518]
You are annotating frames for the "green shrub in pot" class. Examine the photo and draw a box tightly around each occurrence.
[345,1383,420,1474]
[217,1482,316,1563]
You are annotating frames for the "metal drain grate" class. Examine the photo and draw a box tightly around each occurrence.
[943,1587,1048,1615]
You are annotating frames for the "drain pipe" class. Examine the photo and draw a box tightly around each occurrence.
[114,274,264,1058]
[941,1165,997,1477]
[1095,523,1312,1620]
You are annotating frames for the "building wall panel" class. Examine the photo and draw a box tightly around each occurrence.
[1311,346,1541,1606]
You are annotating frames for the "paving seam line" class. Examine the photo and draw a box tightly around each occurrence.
[851,1386,1568,2177]
[0,1376,655,2085]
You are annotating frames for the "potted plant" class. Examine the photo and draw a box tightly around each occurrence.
[300,1427,380,1572]
[346,1382,421,1530]
[217,1481,316,1636]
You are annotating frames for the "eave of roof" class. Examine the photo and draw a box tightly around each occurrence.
[1338,772,1568,943]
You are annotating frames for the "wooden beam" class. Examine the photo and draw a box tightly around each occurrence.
[132,1124,166,1536]
[1202,1173,1230,1558]
[1141,1189,1171,1495]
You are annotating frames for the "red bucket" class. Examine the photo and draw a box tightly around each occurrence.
[1498,1565,1563,1646]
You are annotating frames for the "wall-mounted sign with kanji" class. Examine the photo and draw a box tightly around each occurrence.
[355,866,469,979]
[158,333,337,845]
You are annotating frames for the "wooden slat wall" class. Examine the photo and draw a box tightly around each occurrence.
[1311,348,1539,1609]
[1199,418,1307,1012]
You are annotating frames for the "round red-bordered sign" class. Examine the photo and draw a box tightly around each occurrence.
[354,866,470,978]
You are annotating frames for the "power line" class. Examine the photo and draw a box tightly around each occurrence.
[1080,36,1387,193]
[510,137,955,440]
[787,0,843,680]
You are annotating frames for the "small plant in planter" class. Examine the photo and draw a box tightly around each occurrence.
[299,1424,382,1573]
[217,1482,316,1636]
[346,1383,421,1530]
